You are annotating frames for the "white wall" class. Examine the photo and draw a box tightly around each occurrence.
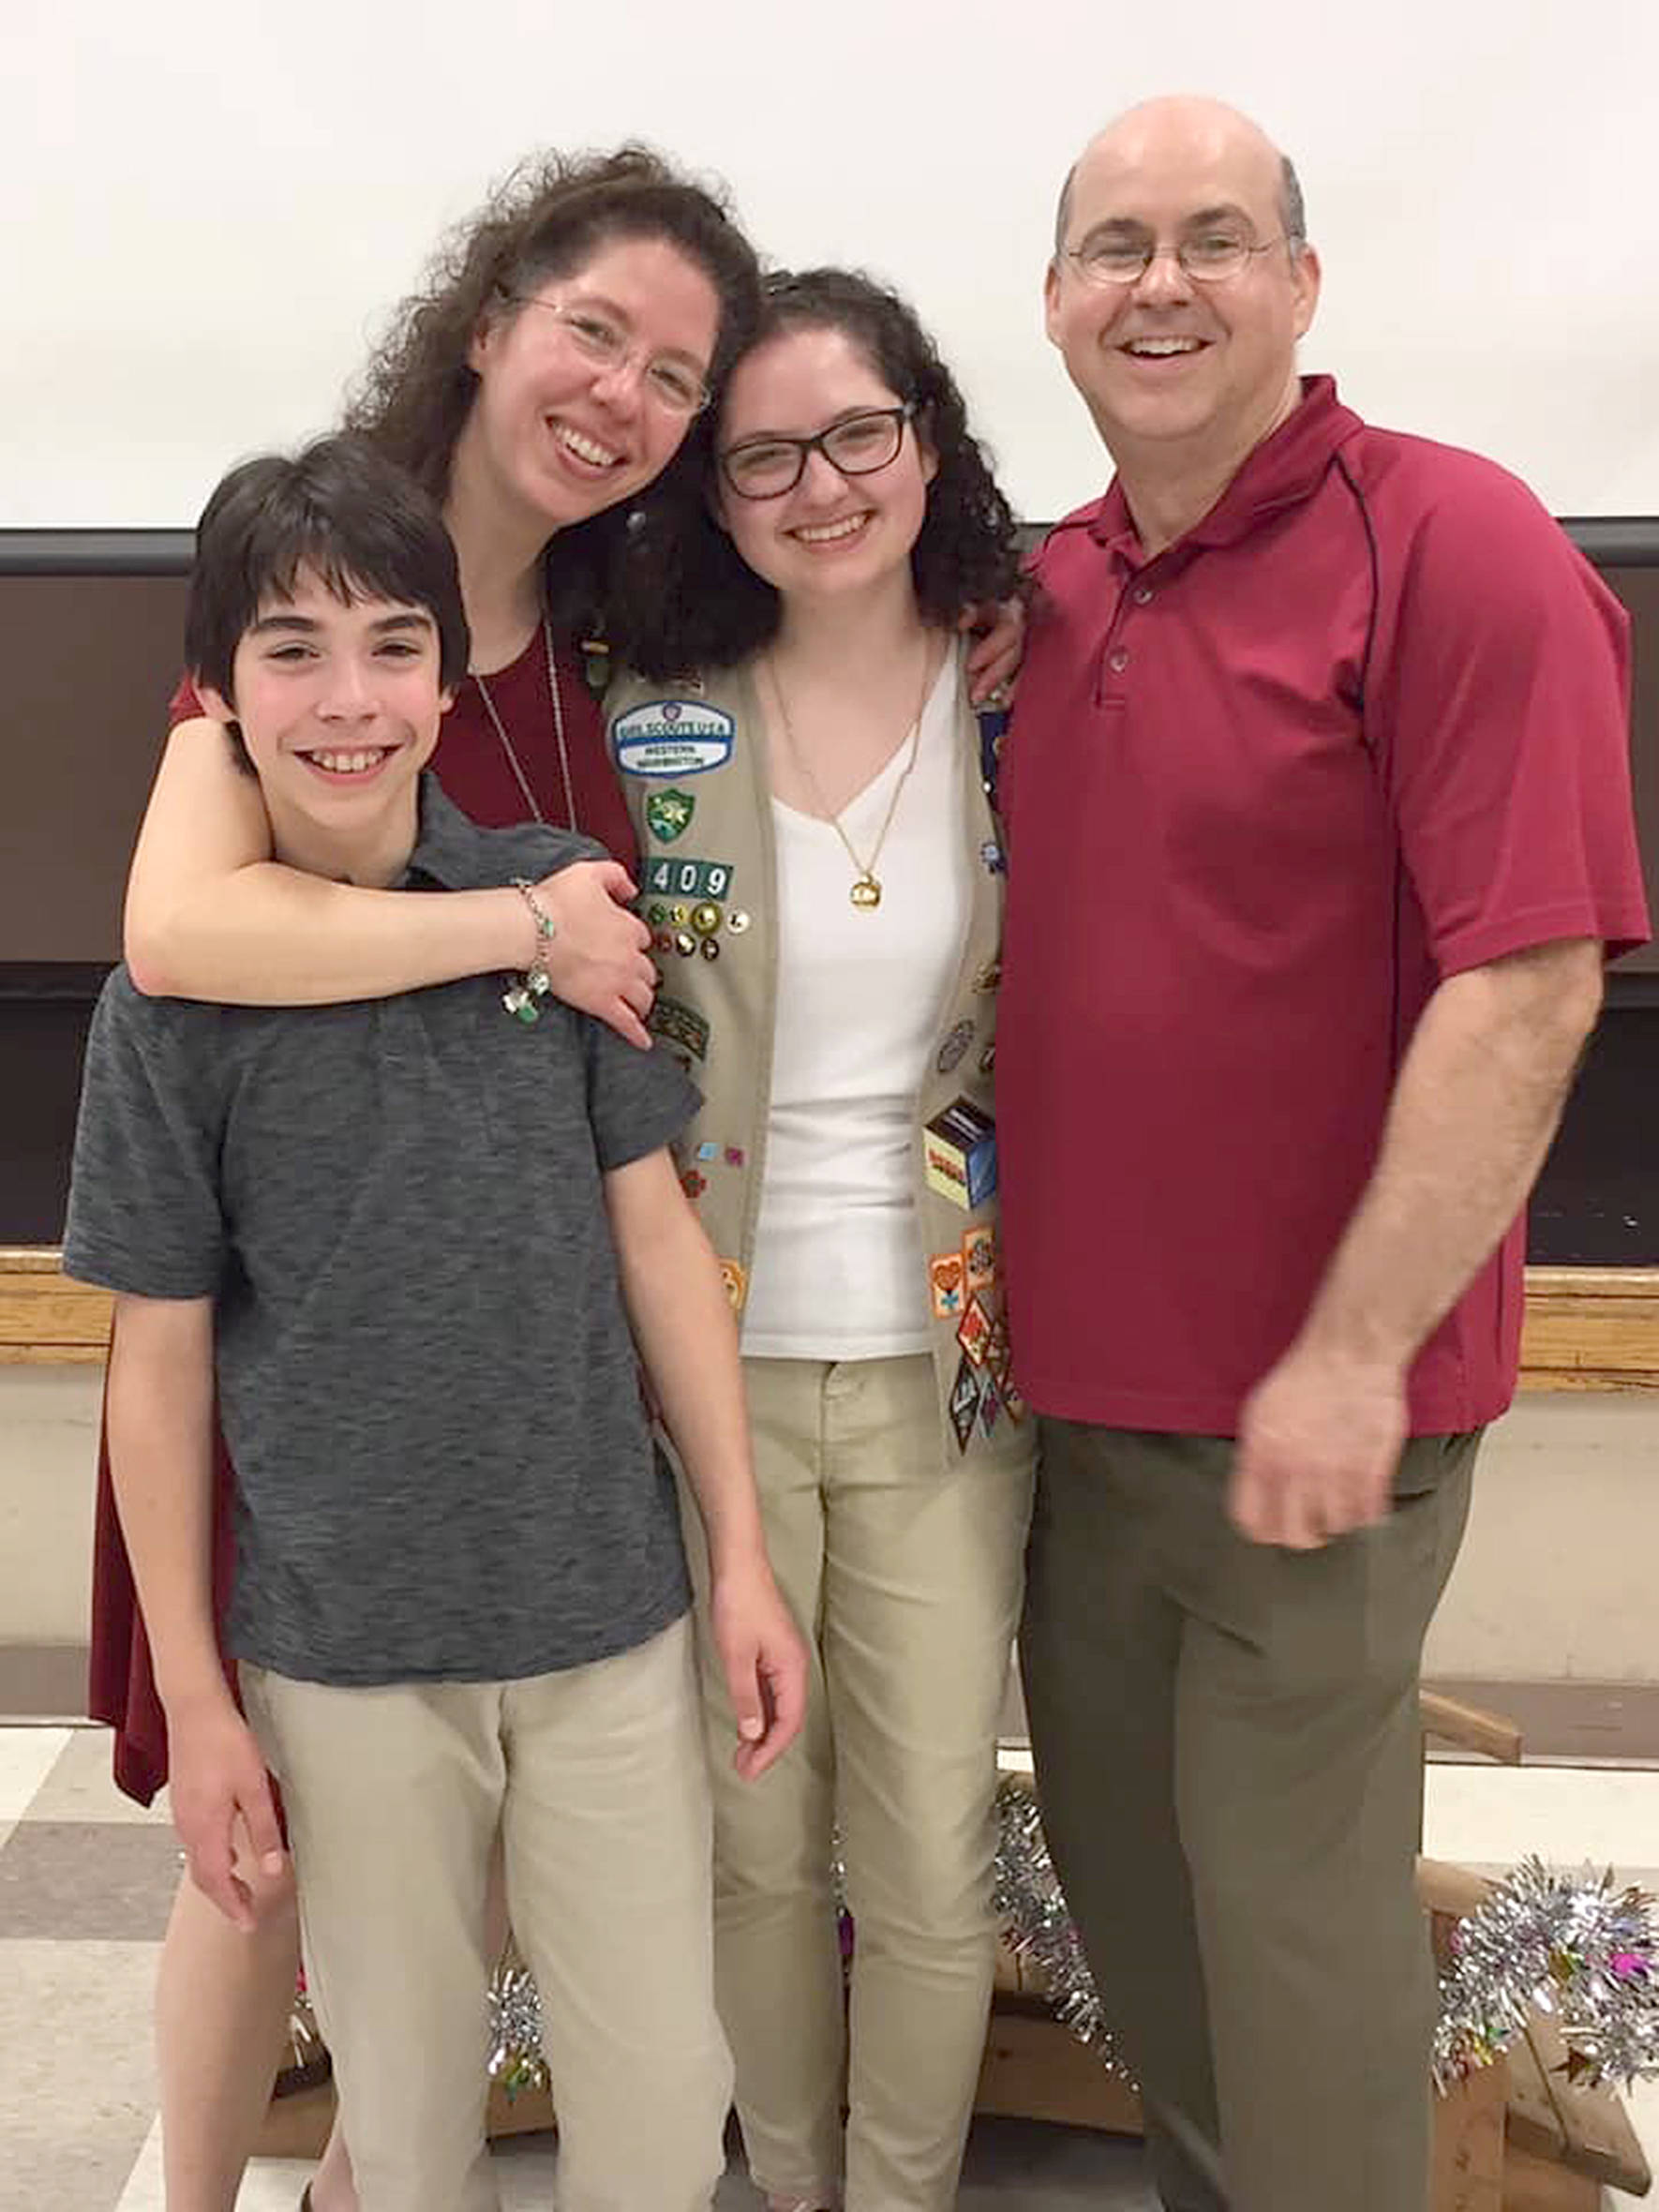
[5,1368,1657,1685]
[7,0,1657,527]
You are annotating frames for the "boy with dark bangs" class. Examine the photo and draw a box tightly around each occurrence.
[65,434,804,2212]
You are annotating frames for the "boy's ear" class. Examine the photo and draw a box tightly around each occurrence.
[193,676,236,724]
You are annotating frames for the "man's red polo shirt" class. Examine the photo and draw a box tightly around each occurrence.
[997,377,1649,1436]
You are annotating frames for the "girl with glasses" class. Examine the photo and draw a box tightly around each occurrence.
[605,267,1037,2212]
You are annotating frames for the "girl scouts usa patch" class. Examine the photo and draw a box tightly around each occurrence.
[612,699,736,777]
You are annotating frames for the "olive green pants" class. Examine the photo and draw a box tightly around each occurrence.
[1019,1423,1477,2212]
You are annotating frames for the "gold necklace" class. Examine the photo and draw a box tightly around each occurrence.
[766,642,934,910]
[471,615,577,830]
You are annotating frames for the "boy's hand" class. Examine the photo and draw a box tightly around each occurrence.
[961,597,1026,706]
[709,1560,810,1782]
[532,859,656,1050]
[167,1693,288,1931]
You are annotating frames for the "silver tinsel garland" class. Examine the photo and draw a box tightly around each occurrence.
[482,1814,1657,2103]
[990,1775,1131,2079]
[1432,1854,1658,2092]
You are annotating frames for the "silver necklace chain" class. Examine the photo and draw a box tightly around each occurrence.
[765,642,933,911]
[471,614,577,831]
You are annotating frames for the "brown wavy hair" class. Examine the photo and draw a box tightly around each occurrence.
[610,267,1020,677]
[344,145,761,636]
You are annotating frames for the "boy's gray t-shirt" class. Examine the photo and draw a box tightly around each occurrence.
[64,780,700,1687]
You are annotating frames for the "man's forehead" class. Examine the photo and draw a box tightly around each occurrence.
[1069,107,1282,226]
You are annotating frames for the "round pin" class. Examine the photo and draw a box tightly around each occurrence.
[699,936,721,961]
[673,930,697,957]
[670,904,691,927]
[726,909,752,934]
[647,904,667,927]
[692,902,722,936]
[652,929,673,954]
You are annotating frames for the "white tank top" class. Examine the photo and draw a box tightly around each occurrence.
[741,647,973,1359]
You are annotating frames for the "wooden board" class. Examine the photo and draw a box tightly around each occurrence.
[1431,2061,1508,2212]
[975,1999,1143,2135]
[9,1248,1657,1381]
[1501,2145,1602,2211]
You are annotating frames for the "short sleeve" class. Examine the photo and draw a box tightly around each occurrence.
[62,974,229,1298]
[583,1027,701,1173]
[1371,459,1650,975]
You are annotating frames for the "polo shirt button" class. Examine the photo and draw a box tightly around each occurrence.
[1109,649,1130,673]
[1133,587,1154,605]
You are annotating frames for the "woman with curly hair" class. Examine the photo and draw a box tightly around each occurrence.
[98,144,764,2212]
[605,269,1037,2212]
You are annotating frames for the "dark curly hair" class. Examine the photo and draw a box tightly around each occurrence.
[610,267,1020,678]
[343,145,761,639]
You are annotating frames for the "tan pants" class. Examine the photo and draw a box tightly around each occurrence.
[684,1354,1034,2212]
[242,1619,731,2212]
[1020,1425,1477,2212]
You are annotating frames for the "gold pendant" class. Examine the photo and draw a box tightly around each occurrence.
[850,874,882,910]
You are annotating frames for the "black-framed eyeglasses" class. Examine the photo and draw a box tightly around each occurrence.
[1063,232,1292,287]
[501,292,710,415]
[719,402,919,501]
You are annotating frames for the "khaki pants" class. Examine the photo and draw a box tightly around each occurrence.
[683,1354,1034,2212]
[1019,1425,1477,2212]
[242,1619,731,2212]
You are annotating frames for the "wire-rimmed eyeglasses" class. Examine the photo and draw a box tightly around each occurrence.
[1062,232,1293,286]
[501,293,710,415]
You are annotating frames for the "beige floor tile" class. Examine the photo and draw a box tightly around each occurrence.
[0,1821,183,1940]
[26,1724,171,1826]
[0,1937,159,2208]
[0,1724,71,1819]
[1424,1760,1659,1877]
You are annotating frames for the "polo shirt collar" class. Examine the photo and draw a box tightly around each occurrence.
[403,774,487,890]
[1089,374,1364,566]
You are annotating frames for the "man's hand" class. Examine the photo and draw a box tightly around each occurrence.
[167,1692,288,1931]
[962,598,1025,706]
[1229,1338,1409,1550]
[531,859,656,1049]
[708,1559,810,1781]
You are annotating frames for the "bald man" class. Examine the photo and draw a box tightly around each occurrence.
[996,97,1648,2212]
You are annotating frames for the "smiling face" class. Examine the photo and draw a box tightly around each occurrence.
[1046,99,1320,476]
[200,570,451,882]
[458,232,722,539]
[713,323,937,611]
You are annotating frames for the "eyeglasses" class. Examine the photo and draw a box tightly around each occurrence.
[1062,232,1292,286]
[502,294,710,416]
[719,403,919,501]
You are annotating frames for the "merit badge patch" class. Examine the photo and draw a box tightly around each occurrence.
[962,1224,998,1295]
[923,1099,997,1210]
[612,698,736,778]
[929,1251,965,1320]
[956,1294,994,1368]
[935,1018,975,1075]
[978,1368,1004,1436]
[645,788,696,844]
[649,996,710,1062]
[949,1353,979,1454]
